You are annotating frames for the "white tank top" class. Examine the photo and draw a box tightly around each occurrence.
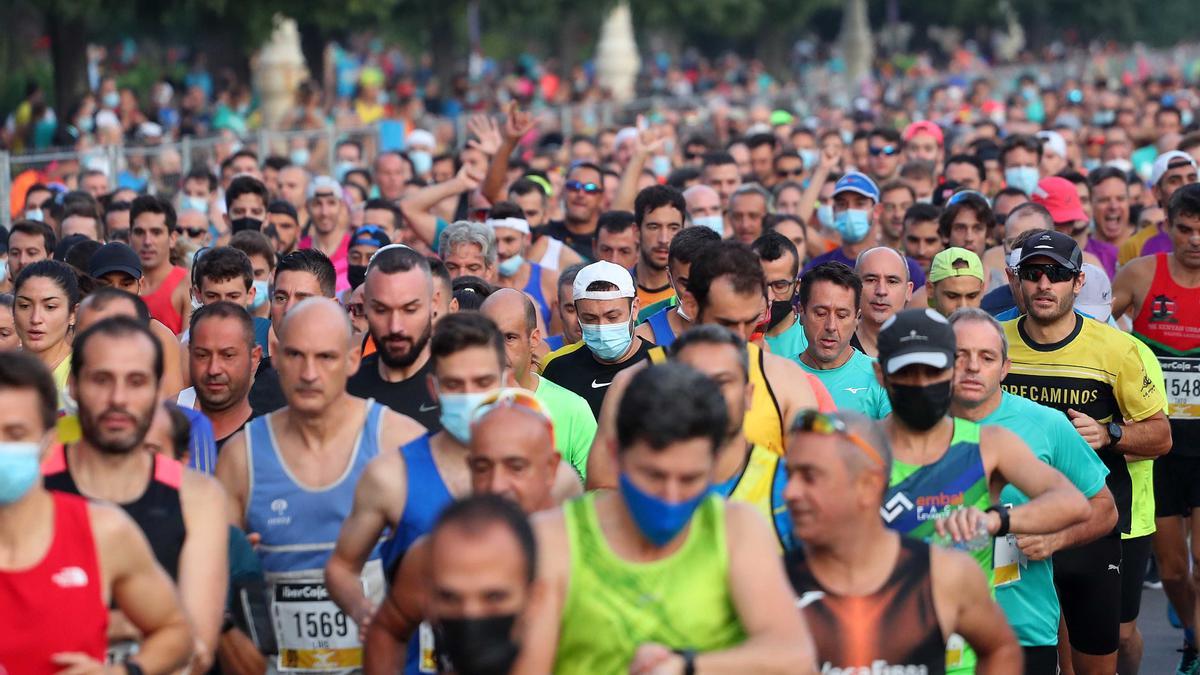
[539,237,564,271]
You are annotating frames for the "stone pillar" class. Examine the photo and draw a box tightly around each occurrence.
[839,0,875,86]
[252,15,309,131]
[595,2,641,103]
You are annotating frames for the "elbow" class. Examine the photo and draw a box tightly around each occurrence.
[1066,489,1091,526]
[1153,426,1174,457]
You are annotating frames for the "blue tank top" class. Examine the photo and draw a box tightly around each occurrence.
[245,399,386,574]
[522,263,553,328]
[645,306,676,348]
[381,434,456,573]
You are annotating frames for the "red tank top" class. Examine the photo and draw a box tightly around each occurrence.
[142,265,187,334]
[1131,253,1200,355]
[0,492,108,674]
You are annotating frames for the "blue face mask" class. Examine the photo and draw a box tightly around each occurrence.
[1004,166,1040,196]
[409,151,434,176]
[180,195,208,213]
[251,279,269,311]
[290,148,310,168]
[580,319,633,362]
[692,214,724,236]
[498,254,524,277]
[24,207,44,222]
[437,390,491,444]
[799,148,819,170]
[816,204,834,229]
[651,155,672,178]
[102,91,120,109]
[334,161,357,183]
[618,473,710,547]
[833,209,872,243]
[0,443,42,505]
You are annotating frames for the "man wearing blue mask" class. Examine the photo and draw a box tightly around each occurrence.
[488,202,559,330]
[516,362,816,674]
[1000,134,1043,197]
[542,260,655,417]
[804,171,928,293]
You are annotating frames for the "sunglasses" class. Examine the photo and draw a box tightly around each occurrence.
[178,227,207,238]
[565,180,603,195]
[776,168,805,178]
[1017,263,1078,284]
[791,409,885,468]
[869,145,899,157]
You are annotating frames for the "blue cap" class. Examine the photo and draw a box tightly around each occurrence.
[832,171,880,202]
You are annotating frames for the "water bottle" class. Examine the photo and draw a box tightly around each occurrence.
[929,518,992,552]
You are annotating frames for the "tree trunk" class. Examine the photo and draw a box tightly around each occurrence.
[430,8,458,91]
[47,12,89,112]
[297,21,327,87]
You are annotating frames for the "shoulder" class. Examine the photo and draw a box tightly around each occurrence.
[1116,253,1156,280]
[380,408,427,442]
[542,341,586,370]
[979,422,1025,449]
[181,468,227,503]
[88,499,148,553]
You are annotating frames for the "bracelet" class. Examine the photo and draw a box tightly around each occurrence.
[986,504,1011,538]
[673,648,696,675]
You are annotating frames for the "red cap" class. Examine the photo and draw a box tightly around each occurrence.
[902,120,944,146]
[1031,177,1088,224]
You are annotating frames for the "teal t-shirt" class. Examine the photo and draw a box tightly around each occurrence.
[636,295,677,324]
[797,348,891,419]
[764,316,809,362]
[534,374,597,480]
[983,392,1109,647]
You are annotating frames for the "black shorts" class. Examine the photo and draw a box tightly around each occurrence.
[1155,453,1200,518]
[1022,646,1058,675]
[1054,536,1122,656]
[1120,535,1153,623]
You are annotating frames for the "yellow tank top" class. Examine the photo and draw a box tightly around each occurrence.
[649,341,784,455]
[719,444,794,552]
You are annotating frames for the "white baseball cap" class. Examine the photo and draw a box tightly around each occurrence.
[1075,262,1113,323]
[573,261,635,301]
[1150,150,1198,186]
[1036,130,1067,159]
[307,175,343,200]
[406,129,436,151]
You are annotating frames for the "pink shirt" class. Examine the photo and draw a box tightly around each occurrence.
[299,232,351,292]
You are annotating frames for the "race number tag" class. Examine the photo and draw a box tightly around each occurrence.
[272,580,361,671]
[946,633,964,668]
[993,503,1026,587]
[418,621,438,673]
[1161,357,1200,419]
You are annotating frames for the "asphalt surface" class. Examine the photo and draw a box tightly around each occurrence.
[1140,585,1185,674]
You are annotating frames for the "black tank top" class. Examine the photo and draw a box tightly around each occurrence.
[787,537,945,674]
[44,448,187,579]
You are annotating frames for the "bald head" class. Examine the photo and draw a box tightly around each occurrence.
[684,184,721,219]
[468,404,560,513]
[856,246,909,283]
[280,296,354,349]
[480,288,537,336]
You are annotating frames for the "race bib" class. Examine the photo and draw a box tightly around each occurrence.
[993,503,1026,587]
[418,621,438,673]
[271,580,361,671]
[946,633,964,667]
[1162,357,1200,419]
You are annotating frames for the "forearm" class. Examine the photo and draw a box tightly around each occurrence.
[135,616,195,675]
[1056,490,1119,551]
[796,166,830,223]
[482,140,515,204]
[325,554,373,620]
[692,636,816,675]
[1010,485,1088,534]
[1115,415,1171,458]
[611,152,649,212]
[401,179,469,246]
[973,640,1024,675]
[362,606,410,675]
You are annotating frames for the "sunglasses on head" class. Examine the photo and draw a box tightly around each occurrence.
[791,409,885,468]
[1017,263,1078,284]
[869,144,899,157]
[565,180,603,195]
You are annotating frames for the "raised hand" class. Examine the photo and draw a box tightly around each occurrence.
[466,114,502,156]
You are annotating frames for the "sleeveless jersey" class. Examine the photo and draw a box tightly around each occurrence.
[1132,253,1200,456]
[0,492,108,674]
[538,236,564,271]
[553,493,746,674]
[650,341,785,454]
[644,306,677,348]
[787,537,945,675]
[884,417,989,674]
[521,262,553,328]
[381,434,456,573]
[713,444,794,552]
[245,399,387,672]
[141,265,187,334]
[43,446,186,578]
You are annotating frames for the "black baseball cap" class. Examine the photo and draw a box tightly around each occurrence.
[88,241,143,279]
[267,199,299,222]
[1016,230,1083,272]
[877,308,956,375]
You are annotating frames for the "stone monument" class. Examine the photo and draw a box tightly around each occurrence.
[252,15,309,131]
[595,2,640,102]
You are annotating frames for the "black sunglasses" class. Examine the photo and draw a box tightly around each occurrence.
[178,226,207,238]
[1017,263,1077,284]
[869,145,899,157]
[565,180,603,194]
[776,168,805,178]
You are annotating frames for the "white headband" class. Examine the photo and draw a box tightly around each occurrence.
[486,217,530,235]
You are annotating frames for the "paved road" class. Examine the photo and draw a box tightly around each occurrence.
[1141,585,1184,674]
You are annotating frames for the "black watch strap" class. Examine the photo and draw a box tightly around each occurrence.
[986,504,1011,538]
[674,648,697,675]
[123,660,145,675]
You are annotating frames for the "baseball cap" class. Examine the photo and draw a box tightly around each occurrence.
[267,200,299,221]
[902,121,944,146]
[573,261,636,301]
[1150,150,1198,186]
[1017,230,1084,271]
[1036,130,1067,158]
[406,129,436,150]
[877,308,956,375]
[770,110,796,127]
[1031,177,1088,224]
[351,225,391,250]
[1075,262,1113,323]
[832,171,880,202]
[88,241,143,279]
[307,176,342,201]
[929,247,984,284]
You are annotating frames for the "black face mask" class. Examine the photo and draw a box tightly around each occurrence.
[888,380,953,431]
[767,299,795,330]
[347,264,368,289]
[436,614,519,675]
[230,216,263,233]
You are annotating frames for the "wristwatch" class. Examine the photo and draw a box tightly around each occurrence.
[1107,421,1124,448]
[985,504,1011,537]
[123,660,145,675]
[673,648,697,675]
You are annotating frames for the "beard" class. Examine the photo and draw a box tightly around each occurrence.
[197,373,252,413]
[1020,286,1074,323]
[80,403,156,455]
[376,320,433,370]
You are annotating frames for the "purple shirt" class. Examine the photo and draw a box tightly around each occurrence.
[1084,238,1118,280]
[1139,229,1174,258]
[804,247,927,290]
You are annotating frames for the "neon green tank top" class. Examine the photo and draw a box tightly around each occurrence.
[553,492,746,674]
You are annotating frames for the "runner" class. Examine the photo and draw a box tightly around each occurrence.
[633,226,720,348]
[298,176,352,292]
[131,195,190,334]
[216,298,425,673]
[346,246,443,431]
[1119,151,1198,266]
[486,203,559,329]
[183,301,263,450]
[948,308,1117,674]
[546,262,586,350]
[0,350,194,675]
[875,307,1091,673]
[1002,230,1172,675]
[796,262,890,418]
[540,260,654,417]
[43,316,229,671]
[1111,183,1200,674]
[13,260,80,426]
[751,231,809,360]
[480,288,596,478]
[631,185,686,308]
[852,246,913,357]
[7,219,55,280]
[928,247,986,318]
[518,363,817,674]
[784,408,1023,674]
[364,389,563,674]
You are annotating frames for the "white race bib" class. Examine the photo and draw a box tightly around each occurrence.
[271,579,362,672]
[1161,357,1200,419]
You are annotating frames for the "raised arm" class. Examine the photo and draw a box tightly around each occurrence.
[400,165,483,247]
[611,122,667,213]
[482,102,537,205]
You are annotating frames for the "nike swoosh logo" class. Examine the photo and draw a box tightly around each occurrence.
[796,591,826,608]
[844,387,867,394]
[418,404,438,412]
[591,379,612,389]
